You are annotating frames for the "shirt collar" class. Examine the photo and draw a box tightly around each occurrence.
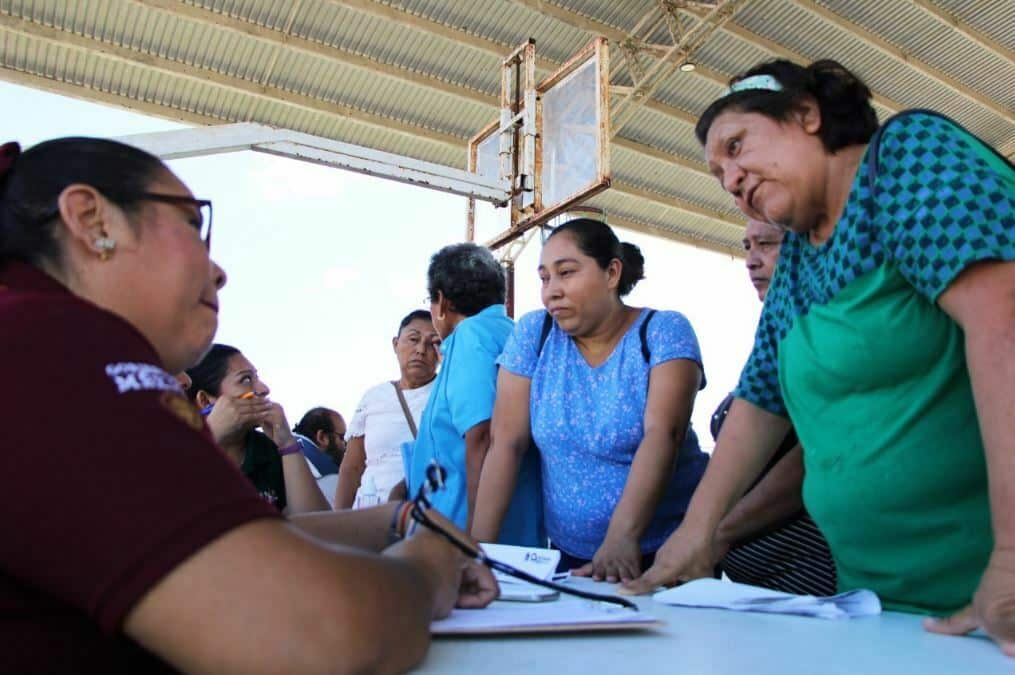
[438,303,508,355]
[477,303,508,318]
[0,260,71,295]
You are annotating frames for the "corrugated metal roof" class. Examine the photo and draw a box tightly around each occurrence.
[0,0,1011,256]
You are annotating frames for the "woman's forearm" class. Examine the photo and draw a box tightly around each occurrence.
[716,444,805,548]
[464,421,492,531]
[289,502,401,552]
[683,398,791,537]
[281,452,331,514]
[471,437,525,543]
[939,261,1015,549]
[335,437,366,509]
[607,428,682,541]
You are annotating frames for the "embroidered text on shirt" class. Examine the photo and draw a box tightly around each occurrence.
[105,362,182,394]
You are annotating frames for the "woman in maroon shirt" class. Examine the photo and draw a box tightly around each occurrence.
[0,138,495,674]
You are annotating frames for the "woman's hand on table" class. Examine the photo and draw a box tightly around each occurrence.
[618,524,719,595]
[925,547,1015,656]
[572,531,643,583]
[392,509,499,618]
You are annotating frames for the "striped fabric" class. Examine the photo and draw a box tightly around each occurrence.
[711,393,837,596]
[722,513,837,596]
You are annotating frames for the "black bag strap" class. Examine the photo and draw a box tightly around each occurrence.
[639,309,657,363]
[538,309,656,363]
[866,109,1014,202]
[390,381,418,439]
[538,311,553,356]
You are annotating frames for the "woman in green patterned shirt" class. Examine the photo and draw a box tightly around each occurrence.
[624,59,1015,656]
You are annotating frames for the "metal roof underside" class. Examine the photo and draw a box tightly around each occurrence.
[0,0,1011,256]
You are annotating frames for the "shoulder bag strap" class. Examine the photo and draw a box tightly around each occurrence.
[639,309,657,363]
[538,311,553,356]
[390,381,418,439]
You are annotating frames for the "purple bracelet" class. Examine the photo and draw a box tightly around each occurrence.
[278,441,302,457]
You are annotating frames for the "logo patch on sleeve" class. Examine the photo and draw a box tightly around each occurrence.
[159,391,205,431]
[105,362,182,394]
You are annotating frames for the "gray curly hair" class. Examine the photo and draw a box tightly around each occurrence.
[426,242,505,316]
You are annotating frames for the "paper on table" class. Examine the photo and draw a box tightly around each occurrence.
[432,596,658,635]
[654,578,881,620]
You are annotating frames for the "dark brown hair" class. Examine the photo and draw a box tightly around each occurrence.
[0,137,165,265]
[695,59,878,153]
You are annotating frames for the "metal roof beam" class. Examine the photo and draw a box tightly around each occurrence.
[0,65,742,253]
[612,181,738,226]
[1,13,722,196]
[906,0,1015,69]
[0,67,226,129]
[334,0,707,128]
[134,0,493,107]
[0,13,465,150]
[683,5,903,115]
[335,0,559,72]
[115,123,512,203]
[607,213,744,258]
[792,0,1014,124]
[1001,136,1015,162]
[137,0,716,178]
[509,0,732,85]
[611,0,751,135]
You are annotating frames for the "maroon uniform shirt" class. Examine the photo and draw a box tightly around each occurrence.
[0,260,280,673]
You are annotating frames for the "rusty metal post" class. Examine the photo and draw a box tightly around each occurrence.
[465,197,476,241]
[504,260,516,318]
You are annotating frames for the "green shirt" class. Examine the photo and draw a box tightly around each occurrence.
[241,430,287,512]
[736,111,1014,613]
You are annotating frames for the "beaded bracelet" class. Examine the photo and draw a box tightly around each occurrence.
[277,442,302,457]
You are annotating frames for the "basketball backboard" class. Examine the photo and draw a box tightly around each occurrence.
[469,37,610,250]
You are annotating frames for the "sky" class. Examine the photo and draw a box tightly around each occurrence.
[2,80,760,449]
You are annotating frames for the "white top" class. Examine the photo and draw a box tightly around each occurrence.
[416,577,1004,674]
[346,379,433,502]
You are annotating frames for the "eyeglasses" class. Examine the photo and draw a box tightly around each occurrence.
[128,192,213,248]
[33,190,214,248]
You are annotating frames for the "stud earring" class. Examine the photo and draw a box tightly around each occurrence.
[95,236,116,261]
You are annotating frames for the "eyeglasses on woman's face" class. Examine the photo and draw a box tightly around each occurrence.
[128,192,213,248]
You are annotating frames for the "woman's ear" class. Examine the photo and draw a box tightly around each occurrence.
[605,258,622,291]
[194,390,215,409]
[792,96,823,135]
[56,183,111,256]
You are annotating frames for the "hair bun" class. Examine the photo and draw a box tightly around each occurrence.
[806,60,871,106]
[618,241,645,296]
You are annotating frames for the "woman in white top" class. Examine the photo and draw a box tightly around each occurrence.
[335,310,439,508]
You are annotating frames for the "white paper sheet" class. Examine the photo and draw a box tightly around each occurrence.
[431,597,657,634]
[653,578,881,619]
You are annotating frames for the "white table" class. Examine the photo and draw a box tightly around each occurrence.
[417,578,1009,674]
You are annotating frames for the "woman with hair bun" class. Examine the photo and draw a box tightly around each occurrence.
[473,218,709,582]
[626,58,1015,654]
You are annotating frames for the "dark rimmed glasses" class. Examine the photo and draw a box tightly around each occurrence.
[34,191,214,248]
[130,192,213,248]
